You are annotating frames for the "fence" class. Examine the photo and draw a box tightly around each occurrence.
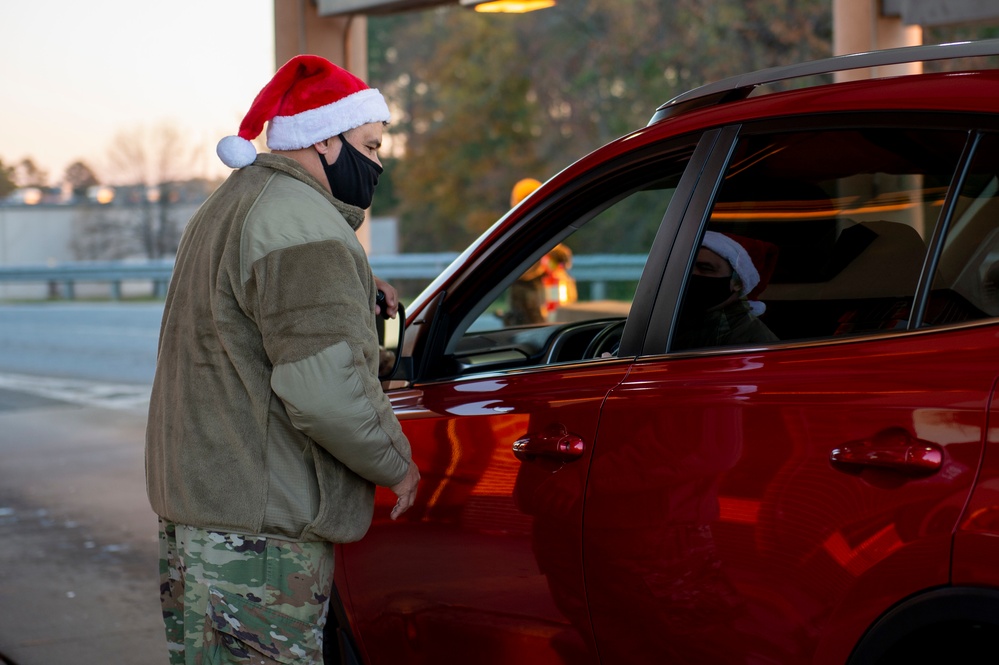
[0,254,647,301]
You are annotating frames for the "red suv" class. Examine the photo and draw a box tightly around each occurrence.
[331,40,999,664]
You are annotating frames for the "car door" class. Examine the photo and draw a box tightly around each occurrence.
[583,119,996,663]
[337,133,715,664]
[945,129,999,605]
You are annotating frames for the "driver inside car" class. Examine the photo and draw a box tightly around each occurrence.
[672,230,779,351]
[598,231,778,358]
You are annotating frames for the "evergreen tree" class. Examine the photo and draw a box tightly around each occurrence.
[0,158,15,198]
[64,161,100,200]
[13,158,48,188]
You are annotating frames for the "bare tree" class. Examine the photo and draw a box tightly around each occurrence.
[99,122,202,259]
[70,207,145,260]
[105,122,199,187]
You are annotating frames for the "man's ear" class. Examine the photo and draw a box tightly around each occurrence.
[315,135,341,161]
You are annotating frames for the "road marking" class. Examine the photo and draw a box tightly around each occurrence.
[0,373,150,411]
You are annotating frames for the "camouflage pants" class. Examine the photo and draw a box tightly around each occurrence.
[158,518,335,665]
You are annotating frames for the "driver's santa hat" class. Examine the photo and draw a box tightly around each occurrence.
[702,231,779,314]
[216,54,390,169]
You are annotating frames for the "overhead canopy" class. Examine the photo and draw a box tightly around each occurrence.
[316,0,454,15]
[882,0,999,27]
[316,0,999,25]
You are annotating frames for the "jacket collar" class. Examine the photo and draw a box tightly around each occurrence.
[253,153,366,230]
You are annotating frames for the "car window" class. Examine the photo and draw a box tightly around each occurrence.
[446,161,693,377]
[928,132,999,326]
[476,187,668,331]
[670,126,970,352]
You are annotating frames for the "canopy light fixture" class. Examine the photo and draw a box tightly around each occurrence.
[460,0,555,13]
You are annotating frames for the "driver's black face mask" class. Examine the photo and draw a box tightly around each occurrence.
[318,133,383,209]
[682,274,734,312]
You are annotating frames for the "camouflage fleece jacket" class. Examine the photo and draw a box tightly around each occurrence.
[145,153,411,544]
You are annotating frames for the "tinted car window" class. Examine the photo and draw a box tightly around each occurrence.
[671,126,969,352]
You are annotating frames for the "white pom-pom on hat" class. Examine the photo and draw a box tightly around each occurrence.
[216,136,257,169]
[217,54,390,169]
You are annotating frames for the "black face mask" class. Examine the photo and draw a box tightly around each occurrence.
[318,133,383,209]
[682,274,734,313]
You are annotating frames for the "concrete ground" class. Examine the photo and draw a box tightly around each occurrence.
[0,388,166,665]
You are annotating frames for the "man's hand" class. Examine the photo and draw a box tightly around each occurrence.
[390,460,420,520]
[373,276,399,319]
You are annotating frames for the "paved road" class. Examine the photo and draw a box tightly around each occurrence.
[0,303,166,664]
[0,302,163,384]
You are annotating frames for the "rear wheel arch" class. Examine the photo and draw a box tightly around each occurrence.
[847,586,999,664]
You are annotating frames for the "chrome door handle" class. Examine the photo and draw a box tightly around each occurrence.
[513,424,585,462]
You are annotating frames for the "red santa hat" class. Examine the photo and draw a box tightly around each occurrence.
[216,54,391,169]
[702,230,779,314]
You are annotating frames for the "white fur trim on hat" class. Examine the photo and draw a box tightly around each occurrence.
[266,88,390,151]
[701,231,764,313]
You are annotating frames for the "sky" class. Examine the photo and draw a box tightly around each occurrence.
[0,0,275,185]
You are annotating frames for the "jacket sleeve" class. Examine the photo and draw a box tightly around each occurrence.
[248,232,411,488]
[271,340,410,487]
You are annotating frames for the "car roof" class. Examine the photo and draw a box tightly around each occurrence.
[650,38,999,124]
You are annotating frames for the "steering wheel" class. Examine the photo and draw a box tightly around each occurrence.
[584,320,626,359]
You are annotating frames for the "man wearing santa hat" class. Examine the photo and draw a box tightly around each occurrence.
[673,230,780,350]
[145,54,420,664]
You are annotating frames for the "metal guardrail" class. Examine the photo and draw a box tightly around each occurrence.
[0,259,176,300]
[0,254,648,301]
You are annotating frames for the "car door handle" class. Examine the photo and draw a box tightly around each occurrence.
[830,427,943,475]
[512,424,585,462]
